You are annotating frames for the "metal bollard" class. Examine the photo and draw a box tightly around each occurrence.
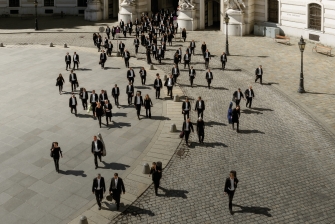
[143,163,150,174]
[163,74,167,81]
[150,64,154,70]
[173,95,179,102]
[170,123,177,132]
[79,216,88,224]
[64,43,67,48]
[50,43,53,47]
[0,43,3,47]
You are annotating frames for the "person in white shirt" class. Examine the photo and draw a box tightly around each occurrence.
[245,86,255,108]
[134,92,143,120]
[164,74,175,99]
[92,173,106,210]
[233,88,245,106]
[224,171,239,214]
[109,173,125,211]
[73,52,79,70]
[189,66,196,87]
[182,118,194,146]
[255,65,263,84]
[68,94,77,116]
[182,97,191,121]
[91,135,103,169]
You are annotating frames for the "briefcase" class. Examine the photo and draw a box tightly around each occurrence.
[179,131,184,138]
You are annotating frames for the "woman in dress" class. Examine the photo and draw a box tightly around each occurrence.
[143,94,153,118]
[51,142,63,173]
[95,102,104,128]
[56,73,65,94]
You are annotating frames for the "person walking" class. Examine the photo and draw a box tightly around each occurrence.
[171,64,180,84]
[182,118,194,146]
[181,28,187,42]
[119,41,125,58]
[190,40,196,55]
[90,90,99,118]
[92,173,106,210]
[69,70,78,92]
[111,84,120,106]
[231,105,240,132]
[109,173,125,211]
[127,68,135,84]
[154,74,162,99]
[233,88,245,106]
[100,50,107,69]
[91,135,103,169]
[126,82,134,105]
[56,74,65,94]
[104,100,112,125]
[124,49,130,68]
[204,49,211,69]
[196,117,205,144]
[183,52,190,69]
[194,96,205,119]
[69,93,77,116]
[144,94,153,118]
[255,65,263,84]
[227,102,233,125]
[182,97,191,121]
[95,102,104,128]
[189,66,196,87]
[107,41,113,57]
[149,162,162,196]
[205,69,213,89]
[73,52,80,70]
[164,74,174,99]
[220,52,227,70]
[134,91,143,120]
[224,171,239,215]
[50,142,62,173]
[139,67,147,85]
[134,37,140,54]
[99,90,108,107]
[245,86,255,108]
[79,88,88,110]
[106,25,111,39]
[201,42,207,56]
[65,52,71,71]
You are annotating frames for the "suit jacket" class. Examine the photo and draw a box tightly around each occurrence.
[154,79,162,89]
[204,51,211,59]
[90,93,99,103]
[171,67,180,76]
[196,120,205,133]
[99,93,108,102]
[127,70,135,79]
[119,43,125,50]
[134,39,140,46]
[126,85,134,94]
[92,177,106,192]
[104,103,112,112]
[255,67,263,76]
[164,78,174,87]
[91,140,103,153]
[73,54,79,62]
[205,72,213,80]
[183,54,190,61]
[182,102,191,111]
[189,69,196,77]
[144,99,153,109]
[109,177,125,194]
[69,97,77,107]
[79,91,88,100]
[106,27,110,34]
[182,121,194,132]
[190,41,196,48]
[100,53,107,61]
[134,95,143,105]
[194,100,205,110]
[245,89,255,98]
[224,177,239,193]
[124,51,130,59]
[233,91,244,99]
[65,55,71,63]
[112,87,120,96]
[69,73,77,82]
[221,54,227,62]
[139,69,147,77]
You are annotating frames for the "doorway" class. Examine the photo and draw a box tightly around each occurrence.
[268,0,279,23]
[205,0,221,30]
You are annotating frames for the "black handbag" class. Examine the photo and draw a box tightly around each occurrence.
[50,150,53,157]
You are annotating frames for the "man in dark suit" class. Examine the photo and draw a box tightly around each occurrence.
[99,90,108,107]
[112,84,120,106]
[189,66,196,87]
[194,96,205,119]
[224,171,239,214]
[127,67,135,84]
[182,97,191,120]
[107,41,113,57]
[164,74,174,99]
[182,118,194,146]
[245,86,255,108]
[171,64,180,84]
[183,52,190,69]
[126,82,134,105]
[255,65,263,84]
[69,70,78,92]
[151,44,157,59]
[109,173,125,211]
[134,37,140,54]
[154,74,163,99]
[233,88,244,106]
[220,52,227,70]
[204,49,211,69]
[90,90,99,118]
[106,25,111,39]
[119,19,125,31]
[100,50,107,69]
[205,69,213,89]
[134,91,143,120]
[190,40,196,55]
[65,52,71,71]
[79,88,88,110]
[91,135,103,169]
[119,41,125,58]
[149,162,162,196]
[69,94,77,116]
[139,67,147,85]
[73,52,79,70]
[92,173,106,210]
[124,49,130,68]
[157,47,162,64]
[177,48,182,63]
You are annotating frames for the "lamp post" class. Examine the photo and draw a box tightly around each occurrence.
[297,36,306,93]
[34,0,38,31]
[224,13,230,55]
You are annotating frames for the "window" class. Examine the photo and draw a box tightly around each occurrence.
[309,4,321,30]
[44,0,54,7]
[268,0,278,23]
[78,0,87,7]
[9,0,20,7]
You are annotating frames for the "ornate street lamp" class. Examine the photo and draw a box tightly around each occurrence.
[298,36,306,93]
[34,0,38,31]
[224,13,230,55]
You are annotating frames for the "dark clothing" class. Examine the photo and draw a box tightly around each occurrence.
[111,87,120,105]
[95,107,104,128]
[126,85,134,105]
[56,77,65,93]
[134,96,143,118]
[69,97,77,115]
[245,89,255,108]
[255,67,263,84]
[92,140,103,168]
[164,78,174,99]
[150,167,162,195]
[65,55,71,70]
[69,73,78,92]
[182,121,194,144]
[144,98,153,118]
[51,147,62,172]
[205,72,213,88]
[109,177,125,210]
[104,103,112,125]
[196,120,205,143]
[221,54,227,69]
[182,101,191,120]
[139,69,147,85]
[154,79,162,98]
[224,177,239,210]
[92,177,106,208]
[100,53,107,68]
[232,108,240,131]
[194,100,205,118]
[79,91,88,110]
[233,91,244,106]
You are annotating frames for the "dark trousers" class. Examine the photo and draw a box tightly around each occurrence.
[146,108,151,118]
[207,80,211,88]
[183,110,189,120]
[255,75,262,84]
[120,49,124,57]
[156,88,161,98]
[101,60,106,68]
[167,87,173,98]
[198,131,204,143]
[184,61,190,69]
[222,61,226,69]
[128,77,134,84]
[157,56,161,64]
[106,112,112,124]
[197,109,203,118]
[185,130,190,144]
[106,33,110,39]
[125,59,129,68]
[113,192,121,209]
[113,95,119,105]
[127,93,133,105]
[173,74,178,83]
[94,151,102,167]
[153,180,160,195]
[82,99,87,110]
[66,62,71,70]
[246,97,253,108]
[71,81,76,92]
[232,121,239,131]
[95,189,103,208]
[91,102,97,116]
[205,59,209,68]
[135,46,138,54]
[70,106,77,114]
[152,51,157,59]
[190,47,195,55]
[53,157,60,171]
[235,99,241,106]
[136,104,141,117]
[97,115,102,128]
[107,48,112,56]
[73,61,79,70]
[58,84,63,93]
[178,56,181,63]
[141,77,146,85]
[97,44,101,51]
[228,190,235,210]
[190,77,194,87]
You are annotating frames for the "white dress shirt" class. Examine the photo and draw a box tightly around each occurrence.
[228,178,235,191]
[72,97,76,105]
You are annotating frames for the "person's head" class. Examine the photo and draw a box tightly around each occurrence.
[105,100,108,104]
[236,105,240,110]
[130,67,133,70]
[97,102,101,107]
[59,73,62,77]
[92,90,95,94]
[206,49,208,52]
[71,69,73,73]
[66,52,69,55]
[137,92,140,96]
[101,90,104,94]
[238,88,241,92]
[187,118,191,123]
[102,50,104,53]
[229,170,237,179]
[259,65,262,68]
[185,97,189,102]
[83,88,86,92]
[191,66,193,69]
[192,39,194,42]
[97,173,101,179]
[115,84,117,87]
[145,94,149,100]
[93,135,97,141]
[249,86,252,89]
[129,82,132,85]
[174,64,176,67]
[114,173,118,179]
[74,52,77,54]
[169,74,173,78]
[198,96,201,100]
[152,162,156,167]
[53,142,58,147]
[223,52,226,54]
[72,93,75,97]
[203,42,205,44]
[208,69,211,72]
[198,117,202,121]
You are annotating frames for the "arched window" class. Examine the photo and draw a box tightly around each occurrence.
[268,0,278,23]
[309,4,321,30]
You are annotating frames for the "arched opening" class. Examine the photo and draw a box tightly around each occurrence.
[308,3,321,30]
[151,0,179,14]
[205,0,221,30]
[268,0,278,23]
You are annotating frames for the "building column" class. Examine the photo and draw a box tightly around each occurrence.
[199,0,205,29]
